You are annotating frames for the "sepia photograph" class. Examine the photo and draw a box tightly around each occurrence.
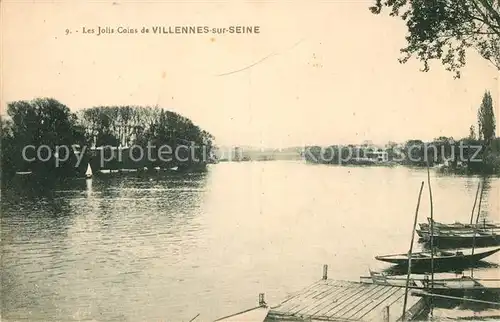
[1,0,499,321]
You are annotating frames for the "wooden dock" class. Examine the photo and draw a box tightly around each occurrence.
[265,279,426,321]
[213,266,427,322]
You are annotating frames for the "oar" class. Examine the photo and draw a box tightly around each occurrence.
[470,182,481,225]
[471,180,485,278]
[426,159,435,318]
[402,181,425,321]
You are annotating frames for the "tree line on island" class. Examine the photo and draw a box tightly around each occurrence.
[308,0,500,175]
[304,91,499,175]
[363,0,500,174]
[1,98,215,180]
[3,0,500,179]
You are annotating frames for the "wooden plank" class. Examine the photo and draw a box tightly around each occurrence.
[272,280,323,308]
[306,281,343,299]
[297,282,356,317]
[362,289,423,322]
[338,286,400,320]
[273,281,324,312]
[268,280,425,322]
[362,288,407,322]
[314,283,376,318]
[383,291,421,322]
[307,284,365,318]
[265,312,306,321]
[294,285,349,316]
[362,304,390,322]
[323,284,382,319]
[328,285,389,319]
[286,283,335,316]
[307,280,344,300]
[312,283,369,318]
[271,280,365,319]
[356,287,404,320]
[405,296,426,321]
[311,280,344,300]
[274,281,333,314]
[349,287,403,321]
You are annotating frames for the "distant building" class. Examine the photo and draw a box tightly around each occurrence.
[233,147,242,161]
[369,150,389,162]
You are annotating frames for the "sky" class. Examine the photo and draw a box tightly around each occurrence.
[1,0,499,148]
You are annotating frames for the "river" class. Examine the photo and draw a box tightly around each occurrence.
[2,161,499,321]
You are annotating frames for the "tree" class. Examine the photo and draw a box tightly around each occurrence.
[3,98,86,178]
[370,0,500,78]
[403,139,426,165]
[1,117,15,176]
[469,124,477,139]
[79,105,214,171]
[385,141,401,161]
[477,90,496,146]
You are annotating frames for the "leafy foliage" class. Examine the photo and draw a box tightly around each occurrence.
[78,105,214,153]
[370,0,500,77]
[477,90,496,146]
[1,99,215,178]
[1,98,86,178]
[469,125,477,139]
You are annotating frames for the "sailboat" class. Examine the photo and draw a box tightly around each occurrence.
[85,163,93,179]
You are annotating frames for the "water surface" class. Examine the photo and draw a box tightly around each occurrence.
[2,162,499,321]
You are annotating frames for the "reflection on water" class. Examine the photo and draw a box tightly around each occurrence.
[1,162,499,321]
[2,172,210,321]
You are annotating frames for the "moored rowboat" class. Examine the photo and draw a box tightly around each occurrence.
[417,227,500,237]
[375,247,500,269]
[360,272,500,297]
[419,217,500,231]
[418,230,500,249]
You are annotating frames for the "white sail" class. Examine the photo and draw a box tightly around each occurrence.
[85,164,93,177]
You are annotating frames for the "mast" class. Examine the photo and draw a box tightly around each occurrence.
[471,181,485,278]
[402,181,425,321]
[85,163,93,177]
[426,160,435,318]
[470,182,481,224]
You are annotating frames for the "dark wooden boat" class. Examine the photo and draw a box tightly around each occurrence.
[417,216,500,248]
[420,231,500,249]
[375,247,500,269]
[419,217,500,231]
[421,231,500,241]
[417,227,500,237]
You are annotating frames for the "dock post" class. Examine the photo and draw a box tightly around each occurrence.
[322,264,328,280]
[259,293,266,307]
[383,306,389,322]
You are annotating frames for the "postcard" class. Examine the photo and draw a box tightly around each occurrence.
[1,1,499,321]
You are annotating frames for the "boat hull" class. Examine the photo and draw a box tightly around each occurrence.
[361,276,500,297]
[422,235,500,249]
[375,248,500,271]
[421,218,500,231]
